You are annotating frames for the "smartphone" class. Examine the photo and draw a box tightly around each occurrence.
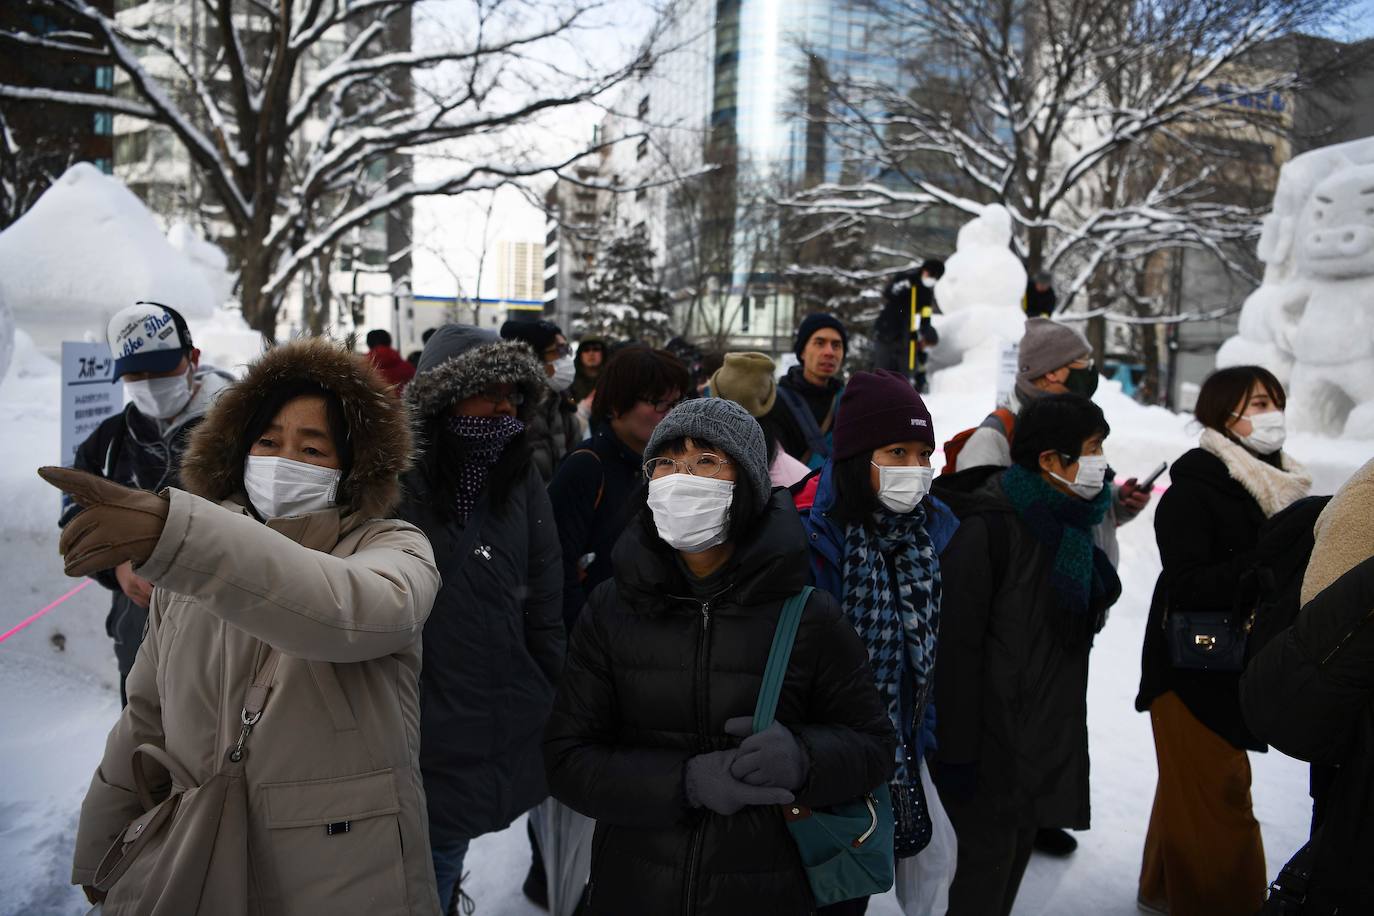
[1139,461,1168,490]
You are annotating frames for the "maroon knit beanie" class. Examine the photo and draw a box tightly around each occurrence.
[832,369,935,459]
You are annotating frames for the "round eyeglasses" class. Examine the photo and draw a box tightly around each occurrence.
[643,453,732,480]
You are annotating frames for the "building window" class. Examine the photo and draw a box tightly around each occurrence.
[93,111,113,136]
[635,186,647,201]
[95,66,114,91]
[638,95,650,119]
[636,138,649,160]
[92,157,113,175]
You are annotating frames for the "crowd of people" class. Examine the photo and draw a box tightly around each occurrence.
[42,296,1371,916]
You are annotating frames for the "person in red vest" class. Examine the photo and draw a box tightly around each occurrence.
[365,328,416,394]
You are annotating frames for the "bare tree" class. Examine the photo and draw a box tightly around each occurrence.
[0,0,662,339]
[789,0,1366,313]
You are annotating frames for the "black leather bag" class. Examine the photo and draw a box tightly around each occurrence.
[1257,832,1319,915]
[1166,609,1249,672]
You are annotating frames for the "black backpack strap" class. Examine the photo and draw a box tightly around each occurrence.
[777,386,831,463]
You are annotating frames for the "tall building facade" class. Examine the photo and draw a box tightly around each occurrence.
[494,240,546,302]
[546,0,922,350]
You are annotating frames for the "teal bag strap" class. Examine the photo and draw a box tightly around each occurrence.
[752,586,814,734]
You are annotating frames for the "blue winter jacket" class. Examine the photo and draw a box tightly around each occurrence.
[799,461,961,760]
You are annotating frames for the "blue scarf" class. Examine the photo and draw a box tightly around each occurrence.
[841,505,941,785]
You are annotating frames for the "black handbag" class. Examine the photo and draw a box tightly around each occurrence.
[890,688,933,858]
[1165,608,1251,672]
[1257,832,1319,915]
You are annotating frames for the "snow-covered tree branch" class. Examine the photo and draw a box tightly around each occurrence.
[1,0,667,339]
[788,0,1367,313]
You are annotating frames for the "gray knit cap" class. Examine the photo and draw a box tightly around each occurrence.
[1017,318,1091,386]
[644,398,771,514]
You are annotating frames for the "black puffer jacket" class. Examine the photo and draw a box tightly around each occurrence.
[1136,447,1268,751]
[1241,557,1374,914]
[544,490,896,915]
[400,454,564,844]
[933,473,1115,829]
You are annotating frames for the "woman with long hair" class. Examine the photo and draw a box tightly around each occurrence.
[1135,365,1312,916]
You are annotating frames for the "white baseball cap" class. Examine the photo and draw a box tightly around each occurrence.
[108,301,193,380]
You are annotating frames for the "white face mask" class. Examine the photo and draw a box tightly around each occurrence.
[646,473,735,553]
[243,455,342,519]
[871,463,932,514]
[126,366,193,420]
[549,355,576,393]
[921,276,937,289]
[1051,454,1108,500]
[1232,410,1286,455]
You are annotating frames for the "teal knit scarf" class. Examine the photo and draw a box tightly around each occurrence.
[1000,464,1121,647]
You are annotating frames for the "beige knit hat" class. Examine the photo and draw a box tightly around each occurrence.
[709,352,777,417]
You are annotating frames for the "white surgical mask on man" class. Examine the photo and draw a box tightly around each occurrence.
[1232,410,1286,455]
[921,276,937,289]
[243,455,342,519]
[126,366,193,420]
[1051,454,1108,500]
[548,355,576,393]
[646,473,734,553]
[871,463,932,514]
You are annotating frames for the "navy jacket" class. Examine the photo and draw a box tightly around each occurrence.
[799,461,960,759]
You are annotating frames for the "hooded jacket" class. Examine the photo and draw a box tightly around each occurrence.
[1241,474,1374,914]
[71,339,443,915]
[400,338,565,844]
[544,490,896,915]
[61,366,234,690]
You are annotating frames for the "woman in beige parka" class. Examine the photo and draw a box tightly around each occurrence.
[43,338,443,915]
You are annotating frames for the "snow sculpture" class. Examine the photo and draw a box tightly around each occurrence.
[1217,137,1374,437]
[167,221,235,306]
[927,203,1028,370]
[0,293,13,388]
[0,163,217,359]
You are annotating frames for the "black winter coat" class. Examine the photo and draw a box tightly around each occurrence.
[933,475,1108,829]
[62,403,207,682]
[1136,447,1268,751]
[764,366,843,465]
[1241,557,1374,914]
[544,490,896,915]
[400,460,565,844]
[547,425,644,627]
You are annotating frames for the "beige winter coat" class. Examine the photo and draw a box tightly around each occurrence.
[1302,457,1374,605]
[70,339,443,915]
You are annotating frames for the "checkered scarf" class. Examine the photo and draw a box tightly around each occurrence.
[841,505,942,784]
[445,414,524,520]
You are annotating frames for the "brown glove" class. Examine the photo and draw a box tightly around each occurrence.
[38,466,169,577]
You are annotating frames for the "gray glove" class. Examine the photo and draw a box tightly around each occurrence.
[685,749,795,816]
[725,717,810,790]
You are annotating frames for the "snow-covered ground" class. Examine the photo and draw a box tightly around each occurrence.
[1,328,1369,915]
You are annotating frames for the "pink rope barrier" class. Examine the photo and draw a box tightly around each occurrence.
[0,579,93,645]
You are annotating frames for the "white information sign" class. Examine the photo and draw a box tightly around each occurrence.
[62,341,122,468]
[995,340,1020,408]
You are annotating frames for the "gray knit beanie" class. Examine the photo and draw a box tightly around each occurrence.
[1017,318,1091,386]
[644,398,771,514]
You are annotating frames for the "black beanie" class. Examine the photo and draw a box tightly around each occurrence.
[793,312,848,358]
[500,319,562,357]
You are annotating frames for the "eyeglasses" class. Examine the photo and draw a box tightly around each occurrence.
[643,453,732,480]
[478,387,524,406]
[641,396,682,413]
[544,343,573,360]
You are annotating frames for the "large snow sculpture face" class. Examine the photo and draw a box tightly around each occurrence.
[1298,165,1374,281]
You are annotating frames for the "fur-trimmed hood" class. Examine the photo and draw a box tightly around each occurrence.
[180,337,413,519]
[406,338,548,423]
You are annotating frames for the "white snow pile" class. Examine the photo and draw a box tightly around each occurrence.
[928,204,1029,373]
[0,164,220,360]
[0,316,1368,913]
[1218,136,1374,439]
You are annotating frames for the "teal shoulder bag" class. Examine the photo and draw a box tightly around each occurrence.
[752,585,896,906]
